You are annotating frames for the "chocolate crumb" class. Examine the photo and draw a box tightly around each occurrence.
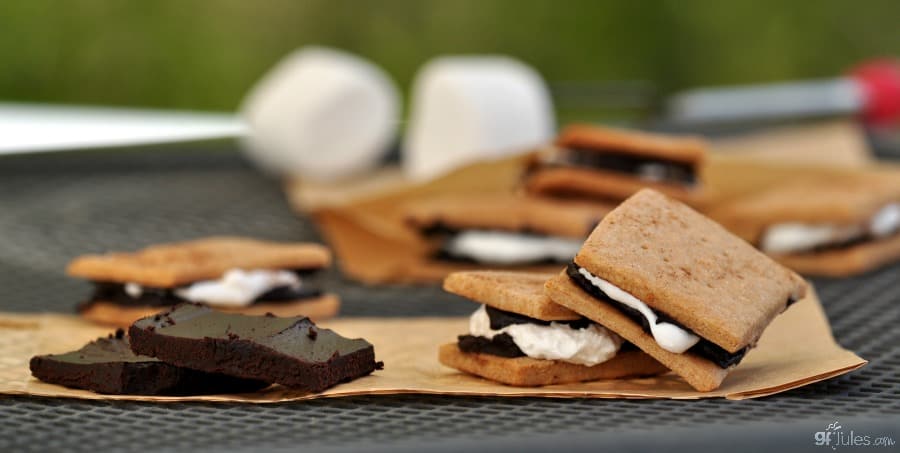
[114,328,125,339]
[147,326,155,332]
[153,315,161,322]
[227,332,239,340]
[375,361,385,370]
[264,312,276,318]
[307,327,318,340]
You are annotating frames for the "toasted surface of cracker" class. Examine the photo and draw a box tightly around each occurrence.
[67,237,331,287]
[524,166,709,206]
[438,342,667,387]
[556,124,707,164]
[574,189,806,352]
[405,194,613,239]
[443,271,579,321]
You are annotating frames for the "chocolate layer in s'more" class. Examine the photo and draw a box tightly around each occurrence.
[438,271,667,386]
[524,124,708,205]
[405,194,613,266]
[712,175,900,276]
[67,237,340,326]
[545,189,807,392]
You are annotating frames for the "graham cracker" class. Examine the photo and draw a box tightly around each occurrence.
[574,189,806,353]
[78,294,341,327]
[710,174,900,245]
[438,343,667,387]
[443,271,580,321]
[772,233,900,277]
[556,124,707,164]
[405,194,613,239]
[523,166,709,206]
[67,237,331,287]
[545,272,728,392]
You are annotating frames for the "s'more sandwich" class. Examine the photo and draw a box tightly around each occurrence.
[524,124,709,205]
[67,236,340,326]
[438,271,667,386]
[711,176,900,276]
[405,194,613,267]
[545,189,807,392]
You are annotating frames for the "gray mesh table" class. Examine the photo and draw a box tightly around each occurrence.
[1,147,898,452]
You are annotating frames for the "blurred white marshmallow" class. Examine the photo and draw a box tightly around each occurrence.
[241,47,400,181]
[403,56,555,182]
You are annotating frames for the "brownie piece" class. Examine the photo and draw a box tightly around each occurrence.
[129,304,381,392]
[29,329,269,395]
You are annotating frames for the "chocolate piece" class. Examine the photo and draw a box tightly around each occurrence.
[129,304,380,392]
[560,148,697,186]
[29,330,268,395]
[484,305,592,330]
[565,263,747,368]
[458,333,524,358]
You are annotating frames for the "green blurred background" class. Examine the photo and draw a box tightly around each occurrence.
[1,0,898,121]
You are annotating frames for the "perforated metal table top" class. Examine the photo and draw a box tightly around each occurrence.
[1,147,898,452]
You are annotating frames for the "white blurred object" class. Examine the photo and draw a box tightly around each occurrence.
[403,56,555,182]
[241,47,400,181]
[0,103,243,155]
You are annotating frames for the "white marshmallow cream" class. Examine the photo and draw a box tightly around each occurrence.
[576,267,700,354]
[172,269,302,308]
[468,305,621,366]
[761,203,900,254]
[444,230,582,265]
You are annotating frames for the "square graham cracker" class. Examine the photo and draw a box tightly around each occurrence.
[556,124,707,165]
[573,189,806,354]
[67,236,331,287]
[443,271,580,321]
[438,343,667,387]
[523,166,709,206]
[405,194,613,239]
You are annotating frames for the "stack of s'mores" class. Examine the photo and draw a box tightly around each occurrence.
[524,124,710,206]
[440,189,807,391]
[404,124,709,274]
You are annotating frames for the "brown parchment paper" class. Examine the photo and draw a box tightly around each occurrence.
[0,288,865,402]
[285,120,900,284]
[710,120,873,168]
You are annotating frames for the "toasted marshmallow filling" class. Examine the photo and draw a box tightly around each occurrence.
[468,305,621,366]
[170,269,302,308]
[444,230,582,265]
[760,203,900,254]
[576,267,699,353]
